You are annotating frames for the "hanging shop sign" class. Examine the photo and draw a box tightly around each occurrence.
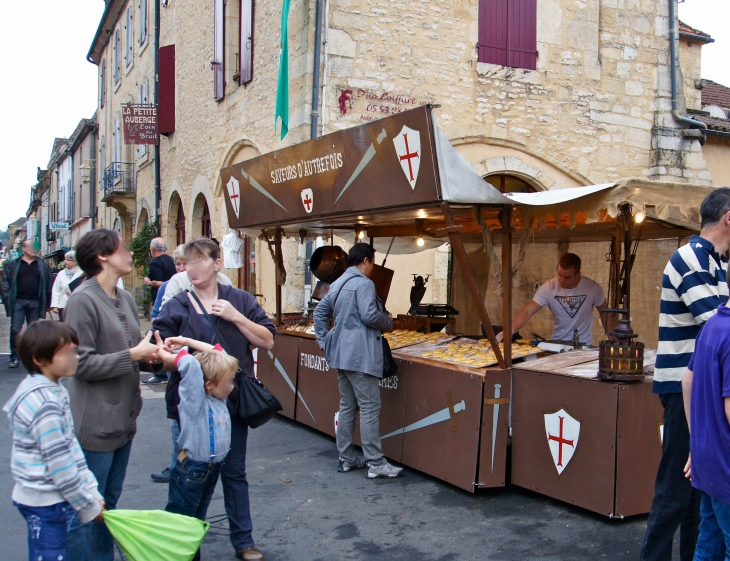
[123,104,159,145]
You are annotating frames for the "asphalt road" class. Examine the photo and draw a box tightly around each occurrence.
[0,312,680,560]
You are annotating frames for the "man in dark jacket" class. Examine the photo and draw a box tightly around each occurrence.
[314,243,401,479]
[0,239,52,368]
[144,238,176,304]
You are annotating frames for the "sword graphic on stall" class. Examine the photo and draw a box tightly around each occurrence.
[334,129,387,204]
[484,383,510,475]
[268,350,317,424]
[381,399,466,440]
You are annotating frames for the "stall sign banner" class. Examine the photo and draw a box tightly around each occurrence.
[544,408,580,475]
[220,105,440,228]
[49,222,69,231]
[123,104,159,145]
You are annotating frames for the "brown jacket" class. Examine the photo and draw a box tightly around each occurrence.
[64,277,150,452]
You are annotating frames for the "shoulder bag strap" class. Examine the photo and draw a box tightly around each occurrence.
[188,290,233,354]
[331,275,358,311]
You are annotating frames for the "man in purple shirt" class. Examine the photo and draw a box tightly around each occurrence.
[683,300,730,559]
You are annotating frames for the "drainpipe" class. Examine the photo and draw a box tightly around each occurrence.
[310,0,323,139]
[668,0,706,145]
[90,127,96,230]
[154,0,161,233]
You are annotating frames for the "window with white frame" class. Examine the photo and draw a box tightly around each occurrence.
[125,7,133,67]
[139,0,148,45]
[114,29,121,84]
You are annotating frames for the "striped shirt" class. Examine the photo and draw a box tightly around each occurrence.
[655,235,728,393]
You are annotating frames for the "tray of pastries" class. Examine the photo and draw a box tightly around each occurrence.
[395,338,541,368]
[384,329,453,350]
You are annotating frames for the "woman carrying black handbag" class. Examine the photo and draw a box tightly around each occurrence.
[153,238,275,561]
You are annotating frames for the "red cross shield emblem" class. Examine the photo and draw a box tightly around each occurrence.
[393,125,421,190]
[301,188,314,214]
[544,407,580,475]
[226,176,241,219]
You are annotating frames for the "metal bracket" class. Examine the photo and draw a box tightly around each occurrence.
[473,481,485,487]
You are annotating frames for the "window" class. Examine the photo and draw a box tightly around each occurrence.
[213,0,225,100]
[201,202,211,238]
[125,7,133,67]
[139,0,148,45]
[176,204,186,246]
[478,0,537,70]
[114,29,121,83]
[240,0,254,84]
[138,80,148,158]
[486,174,536,193]
[100,59,106,108]
[159,45,176,134]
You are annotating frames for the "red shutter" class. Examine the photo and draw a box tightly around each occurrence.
[508,0,537,70]
[159,45,176,134]
[477,0,536,71]
[240,0,254,84]
[213,0,225,100]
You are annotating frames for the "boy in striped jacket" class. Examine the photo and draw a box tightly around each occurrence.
[3,321,104,561]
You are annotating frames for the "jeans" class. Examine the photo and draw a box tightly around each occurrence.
[641,393,701,561]
[169,419,181,471]
[67,440,133,561]
[221,416,254,551]
[694,492,730,561]
[166,456,223,561]
[15,501,69,561]
[10,298,41,360]
[337,370,385,464]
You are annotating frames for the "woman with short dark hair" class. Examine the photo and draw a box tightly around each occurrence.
[64,229,162,561]
[154,237,275,561]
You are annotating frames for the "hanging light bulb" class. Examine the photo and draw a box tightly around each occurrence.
[358,229,365,240]
[415,218,425,247]
[417,236,425,247]
[634,211,645,224]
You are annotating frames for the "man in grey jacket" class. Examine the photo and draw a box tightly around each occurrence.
[314,243,402,479]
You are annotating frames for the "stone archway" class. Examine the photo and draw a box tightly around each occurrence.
[191,192,212,239]
[168,191,185,249]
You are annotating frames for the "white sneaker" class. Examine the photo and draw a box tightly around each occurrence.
[367,460,403,479]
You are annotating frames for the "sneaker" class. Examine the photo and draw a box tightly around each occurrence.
[150,467,171,482]
[8,359,19,368]
[236,546,265,560]
[337,456,367,473]
[142,375,168,384]
[367,460,403,479]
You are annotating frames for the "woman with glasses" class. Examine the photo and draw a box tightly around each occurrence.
[153,237,275,561]
[50,250,84,321]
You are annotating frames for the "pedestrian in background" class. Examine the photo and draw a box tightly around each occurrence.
[0,239,52,368]
[3,321,104,561]
[153,238,275,561]
[144,237,176,305]
[642,188,730,561]
[50,250,84,322]
[313,243,401,479]
[683,288,730,560]
[64,229,162,561]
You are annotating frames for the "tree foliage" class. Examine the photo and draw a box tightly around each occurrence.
[129,220,159,276]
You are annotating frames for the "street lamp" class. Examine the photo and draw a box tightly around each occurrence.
[79,160,95,183]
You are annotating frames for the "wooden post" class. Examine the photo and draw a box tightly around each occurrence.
[439,202,505,368]
[623,211,632,316]
[500,207,513,368]
[275,228,283,326]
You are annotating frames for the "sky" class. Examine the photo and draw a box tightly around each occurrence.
[0,1,728,231]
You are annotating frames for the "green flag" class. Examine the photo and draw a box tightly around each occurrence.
[275,0,291,140]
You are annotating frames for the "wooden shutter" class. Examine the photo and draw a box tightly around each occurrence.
[159,45,176,134]
[508,0,536,70]
[100,60,106,108]
[477,0,536,70]
[114,30,121,83]
[213,0,225,100]
[240,0,254,84]
[126,7,133,67]
[139,0,147,45]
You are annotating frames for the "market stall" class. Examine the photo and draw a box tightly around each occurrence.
[220,105,708,512]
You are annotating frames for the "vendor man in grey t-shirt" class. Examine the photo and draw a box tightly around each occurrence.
[496,253,607,345]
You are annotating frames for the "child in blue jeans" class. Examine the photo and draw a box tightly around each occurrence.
[157,336,238,560]
[3,321,104,561]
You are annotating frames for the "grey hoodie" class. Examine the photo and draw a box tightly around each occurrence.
[3,375,102,522]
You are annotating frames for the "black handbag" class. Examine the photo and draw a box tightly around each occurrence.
[332,276,397,380]
[188,291,282,428]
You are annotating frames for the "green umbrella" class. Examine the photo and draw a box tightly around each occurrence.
[104,509,210,561]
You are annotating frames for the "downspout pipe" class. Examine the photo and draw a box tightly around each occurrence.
[154,0,161,233]
[310,0,323,140]
[669,0,707,145]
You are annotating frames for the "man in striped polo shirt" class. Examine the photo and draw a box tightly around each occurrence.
[642,187,730,561]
